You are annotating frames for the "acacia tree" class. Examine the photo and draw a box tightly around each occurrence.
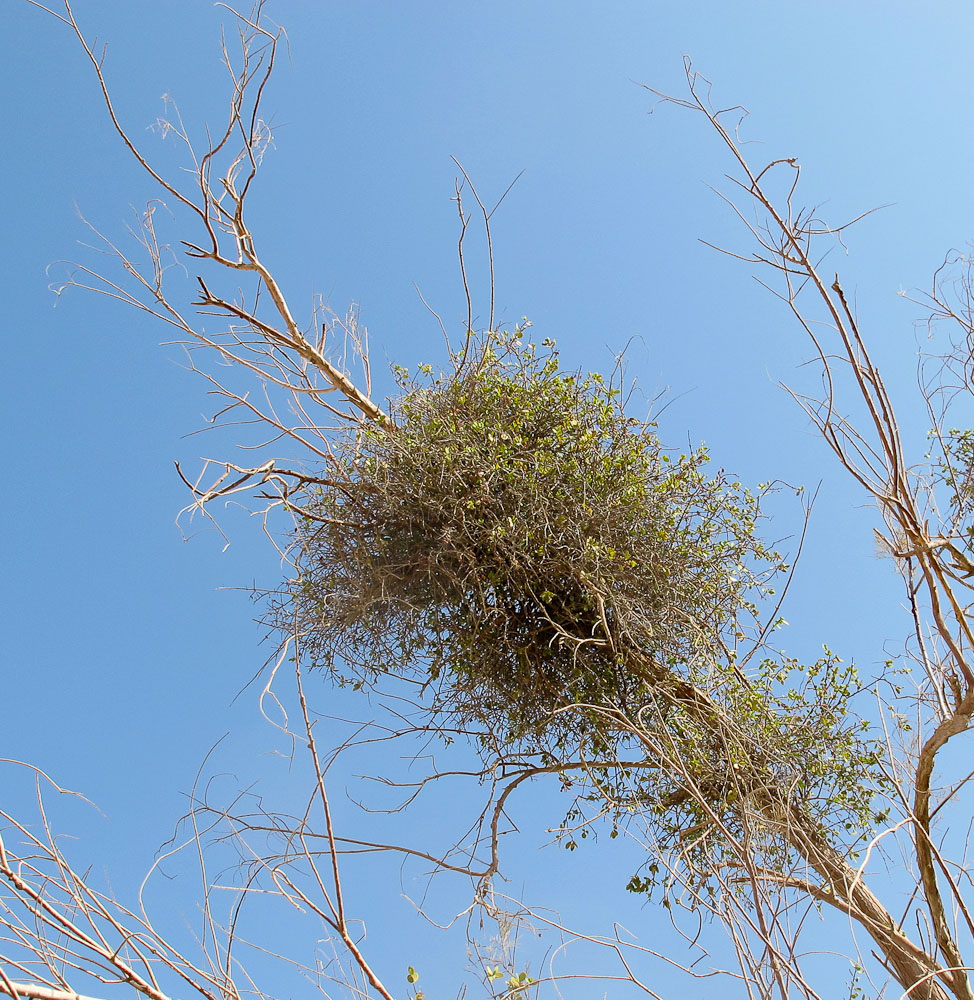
[6,4,974,1000]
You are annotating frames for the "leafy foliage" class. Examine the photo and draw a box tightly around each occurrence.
[281,329,886,896]
[289,332,774,734]
[938,427,974,532]
[619,647,885,899]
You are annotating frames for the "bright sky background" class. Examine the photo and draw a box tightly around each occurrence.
[4,2,974,998]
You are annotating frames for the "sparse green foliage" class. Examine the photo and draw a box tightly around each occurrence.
[619,647,885,899]
[937,427,974,537]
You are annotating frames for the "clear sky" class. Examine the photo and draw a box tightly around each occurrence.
[4,2,974,998]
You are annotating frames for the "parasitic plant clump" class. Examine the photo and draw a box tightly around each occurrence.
[286,331,778,745]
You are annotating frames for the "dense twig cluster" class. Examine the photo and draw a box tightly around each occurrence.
[286,333,776,744]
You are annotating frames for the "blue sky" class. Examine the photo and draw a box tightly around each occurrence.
[4,1,974,998]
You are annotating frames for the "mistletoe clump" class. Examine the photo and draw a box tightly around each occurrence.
[288,332,779,742]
